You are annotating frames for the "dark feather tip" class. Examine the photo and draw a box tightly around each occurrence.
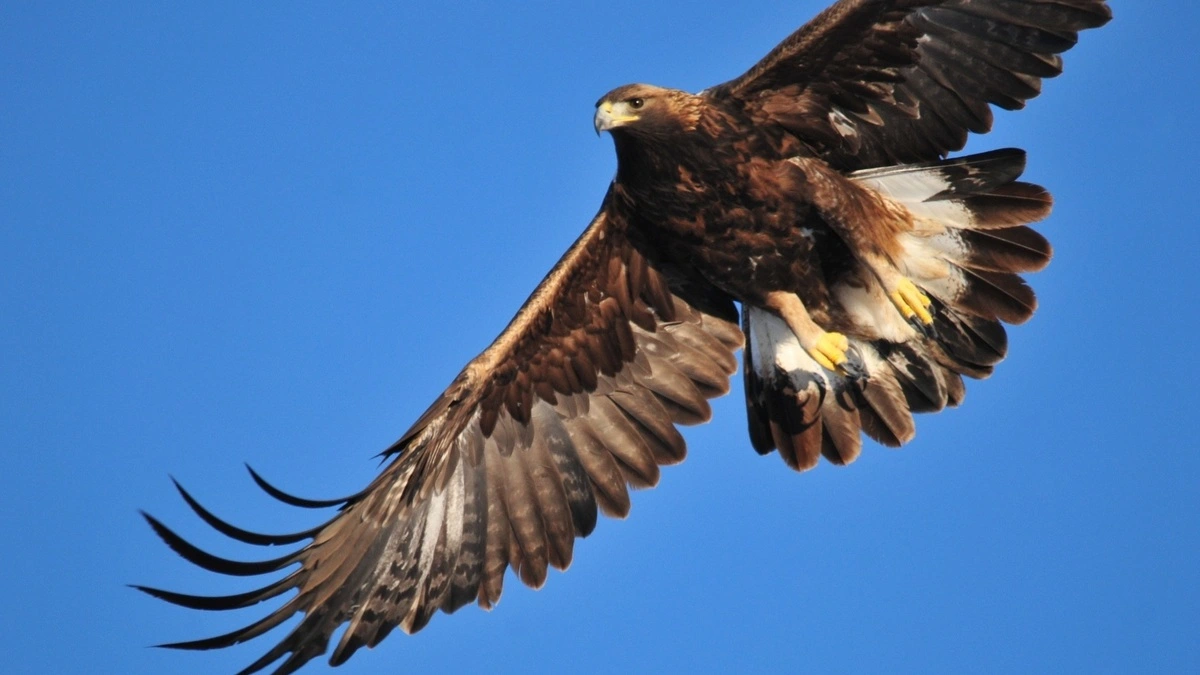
[141,511,299,577]
[910,316,939,340]
[131,575,294,611]
[171,476,321,547]
[245,464,357,509]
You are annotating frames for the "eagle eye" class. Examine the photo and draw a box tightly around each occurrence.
[628,97,645,110]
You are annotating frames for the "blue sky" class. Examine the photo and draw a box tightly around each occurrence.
[2,3,1197,674]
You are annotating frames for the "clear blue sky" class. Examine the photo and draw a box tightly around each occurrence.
[2,3,1196,674]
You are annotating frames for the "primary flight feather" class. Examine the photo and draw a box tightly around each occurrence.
[139,1,1112,672]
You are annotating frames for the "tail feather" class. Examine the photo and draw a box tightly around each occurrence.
[932,303,1008,370]
[954,265,1038,324]
[745,149,1049,471]
[959,226,1052,274]
[878,341,949,414]
[766,383,824,471]
[819,400,862,466]
[743,310,824,471]
[744,309,870,470]
[855,344,916,447]
[954,182,1052,229]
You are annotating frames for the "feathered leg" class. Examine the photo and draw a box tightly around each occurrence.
[762,291,864,379]
[788,156,936,332]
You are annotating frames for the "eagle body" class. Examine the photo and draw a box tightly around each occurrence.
[605,87,834,309]
[140,2,1112,673]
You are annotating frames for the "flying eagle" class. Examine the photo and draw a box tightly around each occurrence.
[140,1,1111,672]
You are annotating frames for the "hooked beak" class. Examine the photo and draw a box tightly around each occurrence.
[594,101,639,135]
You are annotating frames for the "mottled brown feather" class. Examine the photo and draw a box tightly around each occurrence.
[145,202,741,674]
[142,3,1110,672]
[709,0,1112,168]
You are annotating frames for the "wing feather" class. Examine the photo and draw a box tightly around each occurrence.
[142,199,742,674]
[709,0,1111,168]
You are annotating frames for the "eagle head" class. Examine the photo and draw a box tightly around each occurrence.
[594,84,699,136]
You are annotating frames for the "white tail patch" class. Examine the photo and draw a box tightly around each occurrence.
[852,164,975,230]
[847,149,1048,315]
[747,306,825,386]
[745,305,870,405]
[832,279,916,343]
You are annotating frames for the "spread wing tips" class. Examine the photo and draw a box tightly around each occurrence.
[154,605,335,675]
[132,573,295,611]
[152,596,302,652]
[140,510,300,577]
[245,464,362,509]
[142,469,354,578]
[171,477,324,546]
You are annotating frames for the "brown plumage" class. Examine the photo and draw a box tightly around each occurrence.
[139,2,1111,673]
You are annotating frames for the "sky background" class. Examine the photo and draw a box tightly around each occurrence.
[2,2,1196,674]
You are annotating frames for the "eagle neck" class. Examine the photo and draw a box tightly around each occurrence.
[611,131,697,191]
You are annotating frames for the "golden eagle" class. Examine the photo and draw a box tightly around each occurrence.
[139,1,1111,672]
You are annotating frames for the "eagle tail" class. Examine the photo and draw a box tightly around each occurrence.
[745,149,1051,470]
[859,147,1052,371]
[855,148,1053,326]
[744,307,919,471]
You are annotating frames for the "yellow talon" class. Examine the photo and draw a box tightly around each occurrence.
[890,278,934,325]
[809,331,849,372]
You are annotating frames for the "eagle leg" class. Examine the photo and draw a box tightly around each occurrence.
[762,291,864,378]
[787,156,937,332]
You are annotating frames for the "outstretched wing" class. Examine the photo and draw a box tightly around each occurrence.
[708,0,1112,169]
[138,195,743,674]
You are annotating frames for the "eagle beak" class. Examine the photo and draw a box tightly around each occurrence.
[594,101,638,135]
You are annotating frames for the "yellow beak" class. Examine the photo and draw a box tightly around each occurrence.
[594,101,639,134]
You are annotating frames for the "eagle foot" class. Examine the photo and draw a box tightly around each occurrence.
[808,331,864,379]
[809,331,847,371]
[762,291,865,378]
[889,278,934,326]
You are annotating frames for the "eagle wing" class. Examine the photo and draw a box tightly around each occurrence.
[708,0,1112,168]
[138,197,743,674]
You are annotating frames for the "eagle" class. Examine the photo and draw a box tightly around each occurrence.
[139,1,1111,673]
